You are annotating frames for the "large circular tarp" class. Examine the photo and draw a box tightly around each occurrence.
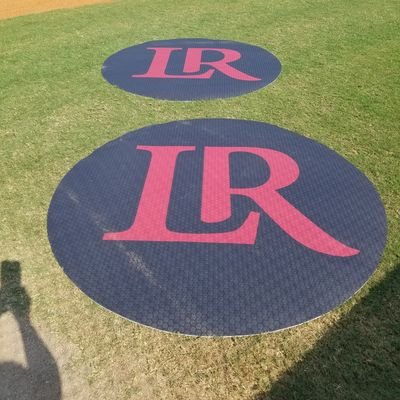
[102,39,281,100]
[48,119,386,336]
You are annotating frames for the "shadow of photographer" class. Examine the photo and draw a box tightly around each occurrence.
[0,260,61,400]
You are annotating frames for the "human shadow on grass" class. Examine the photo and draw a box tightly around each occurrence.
[255,261,400,400]
[0,260,61,400]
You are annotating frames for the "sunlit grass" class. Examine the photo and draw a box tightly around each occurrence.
[0,0,399,398]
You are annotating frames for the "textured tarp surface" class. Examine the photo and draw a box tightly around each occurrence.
[102,39,281,100]
[48,120,386,336]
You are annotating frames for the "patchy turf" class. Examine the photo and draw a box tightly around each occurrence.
[0,0,112,21]
[0,0,399,399]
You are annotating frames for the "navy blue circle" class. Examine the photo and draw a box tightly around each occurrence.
[47,120,386,336]
[102,39,281,100]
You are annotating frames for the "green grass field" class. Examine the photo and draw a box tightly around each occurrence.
[1,0,399,399]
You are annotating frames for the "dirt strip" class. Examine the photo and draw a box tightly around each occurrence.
[0,0,112,21]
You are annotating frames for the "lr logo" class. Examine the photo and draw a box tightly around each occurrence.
[103,145,359,257]
[132,47,261,81]
[48,120,386,335]
[102,39,281,100]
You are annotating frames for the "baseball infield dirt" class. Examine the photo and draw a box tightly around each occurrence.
[0,0,111,21]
